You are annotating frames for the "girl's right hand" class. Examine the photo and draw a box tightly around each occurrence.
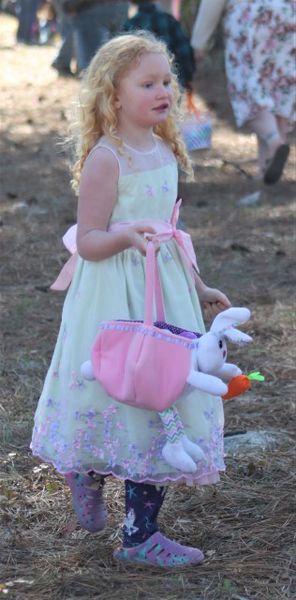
[126,225,159,256]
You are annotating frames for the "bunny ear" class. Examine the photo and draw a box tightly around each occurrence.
[210,307,251,334]
[224,328,253,344]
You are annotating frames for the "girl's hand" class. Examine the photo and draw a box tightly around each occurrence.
[198,286,231,319]
[126,225,160,256]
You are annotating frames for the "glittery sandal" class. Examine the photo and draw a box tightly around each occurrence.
[263,144,290,185]
[65,472,107,533]
[113,531,204,567]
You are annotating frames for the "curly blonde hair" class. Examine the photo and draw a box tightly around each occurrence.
[71,32,194,191]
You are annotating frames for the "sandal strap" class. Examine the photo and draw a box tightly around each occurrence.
[114,531,204,567]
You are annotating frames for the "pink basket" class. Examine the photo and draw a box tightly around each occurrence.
[89,243,196,411]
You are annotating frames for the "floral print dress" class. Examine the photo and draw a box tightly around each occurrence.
[31,135,225,486]
[224,0,296,127]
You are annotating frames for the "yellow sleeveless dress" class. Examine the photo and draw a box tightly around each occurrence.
[31,136,225,485]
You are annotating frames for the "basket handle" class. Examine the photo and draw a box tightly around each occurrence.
[144,242,165,326]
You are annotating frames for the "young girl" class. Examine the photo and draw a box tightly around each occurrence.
[31,32,231,567]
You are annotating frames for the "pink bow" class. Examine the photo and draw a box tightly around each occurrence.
[50,225,79,291]
[50,199,198,291]
[153,198,199,276]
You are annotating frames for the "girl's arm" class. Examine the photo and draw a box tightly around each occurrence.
[77,147,155,261]
[193,269,231,318]
[191,0,226,51]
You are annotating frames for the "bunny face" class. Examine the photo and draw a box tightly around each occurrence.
[188,307,252,384]
[194,332,227,374]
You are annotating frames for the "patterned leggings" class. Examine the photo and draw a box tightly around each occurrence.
[123,480,167,548]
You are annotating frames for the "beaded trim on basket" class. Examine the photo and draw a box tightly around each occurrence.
[98,320,202,350]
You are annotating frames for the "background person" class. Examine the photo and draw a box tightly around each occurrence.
[61,0,129,72]
[16,0,43,44]
[191,0,296,184]
[51,0,75,75]
[124,0,195,90]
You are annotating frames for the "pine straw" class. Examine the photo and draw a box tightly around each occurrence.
[1,442,295,599]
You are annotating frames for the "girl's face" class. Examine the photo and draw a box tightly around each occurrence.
[115,52,173,130]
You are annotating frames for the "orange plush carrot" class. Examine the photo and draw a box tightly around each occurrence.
[223,375,250,400]
[223,372,265,401]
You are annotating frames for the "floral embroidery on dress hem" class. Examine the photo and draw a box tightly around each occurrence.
[30,446,224,485]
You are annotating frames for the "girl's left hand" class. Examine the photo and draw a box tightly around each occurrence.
[198,286,231,319]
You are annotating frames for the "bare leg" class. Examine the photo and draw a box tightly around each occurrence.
[248,110,281,160]
[276,115,291,145]
[257,137,268,177]
[248,110,289,183]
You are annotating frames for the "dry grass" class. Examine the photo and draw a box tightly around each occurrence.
[1,446,296,599]
[1,13,296,600]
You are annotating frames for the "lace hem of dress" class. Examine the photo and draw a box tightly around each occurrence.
[31,449,224,487]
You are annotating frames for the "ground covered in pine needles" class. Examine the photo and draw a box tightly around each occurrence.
[1,14,295,600]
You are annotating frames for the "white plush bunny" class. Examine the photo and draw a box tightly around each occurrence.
[160,307,252,473]
[81,307,252,474]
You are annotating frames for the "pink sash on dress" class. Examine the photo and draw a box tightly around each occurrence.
[50,199,198,291]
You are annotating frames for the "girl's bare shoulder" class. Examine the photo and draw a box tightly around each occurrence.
[82,143,120,181]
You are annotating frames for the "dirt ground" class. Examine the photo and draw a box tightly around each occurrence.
[1,13,296,600]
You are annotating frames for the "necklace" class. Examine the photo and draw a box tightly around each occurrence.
[122,139,157,155]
